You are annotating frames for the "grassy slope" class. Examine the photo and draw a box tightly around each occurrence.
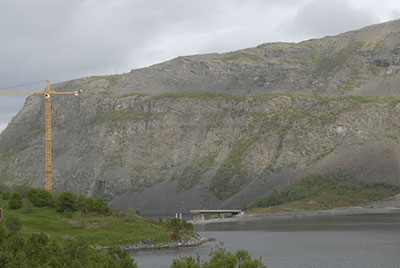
[249,173,400,213]
[0,201,174,247]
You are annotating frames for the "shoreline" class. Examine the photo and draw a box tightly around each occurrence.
[120,206,400,251]
[120,234,215,251]
[191,206,400,225]
[191,194,400,225]
[120,195,400,251]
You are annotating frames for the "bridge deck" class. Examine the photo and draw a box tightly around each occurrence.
[190,209,242,214]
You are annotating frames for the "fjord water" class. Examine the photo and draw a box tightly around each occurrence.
[130,214,400,268]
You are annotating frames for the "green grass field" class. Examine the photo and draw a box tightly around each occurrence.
[0,201,176,247]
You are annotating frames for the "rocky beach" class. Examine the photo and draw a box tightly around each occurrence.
[120,234,215,251]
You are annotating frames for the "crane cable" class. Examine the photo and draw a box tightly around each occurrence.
[0,80,48,91]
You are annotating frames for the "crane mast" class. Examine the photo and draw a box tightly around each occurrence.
[44,81,52,191]
[0,80,82,191]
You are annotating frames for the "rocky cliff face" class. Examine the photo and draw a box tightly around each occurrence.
[1,20,400,213]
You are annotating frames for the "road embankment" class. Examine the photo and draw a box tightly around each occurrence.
[192,194,400,225]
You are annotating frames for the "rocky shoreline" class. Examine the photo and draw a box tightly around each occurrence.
[120,235,215,251]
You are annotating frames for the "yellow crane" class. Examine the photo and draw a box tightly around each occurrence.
[0,80,82,191]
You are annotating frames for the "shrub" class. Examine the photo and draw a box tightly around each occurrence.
[6,234,25,256]
[91,198,109,214]
[125,208,137,222]
[77,195,110,214]
[86,197,96,212]
[0,222,6,244]
[171,247,266,268]
[0,225,138,267]
[8,192,23,209]
[56,191,78,212]
[184,221,194,231]
[77,195,89,212]
[46,256,63,268]
[5,215,22,232]
[166,218,194,237]
[71,259,84,268]
[109,207,126,217]
[27,188,55,207]
[166,218,183,230]
[22,199,34,214]
[171,256,201,268]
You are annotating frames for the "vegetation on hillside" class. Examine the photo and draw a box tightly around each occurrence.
[0,185,267,267]
[0,219,265,268]
[207,94,400,200]
[0,224,137,267]
[0,184,194,247]
[250,172,400,212]
[174,154,217,191]
[312,42,364,79]
[210,133,263,200]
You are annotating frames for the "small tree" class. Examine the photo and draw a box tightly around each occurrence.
[77,196,109,214]
[27,188,55,207]
[171,247,267,268]
[0,222,6,244]
[86,197,96,212]
[125,208,137,222]
[5,215,22,232]
[56,191,78,212]
[46,256,63,268]
[93,198,109,214]
[171,256,201,268]
[22,199,34,214]
[8,192,23,209]
[77,195,89,212]
[167,218,184,240]
[105,247,138,268]
[71,259,84,268]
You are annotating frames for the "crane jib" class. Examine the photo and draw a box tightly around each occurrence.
[0,80,83,191]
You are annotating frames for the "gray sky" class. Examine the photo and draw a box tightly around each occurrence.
[0,0,399,132]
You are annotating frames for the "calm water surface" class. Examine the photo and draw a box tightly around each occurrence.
[130,214,400,268]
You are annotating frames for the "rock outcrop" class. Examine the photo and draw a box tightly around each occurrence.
[1,20,400,213]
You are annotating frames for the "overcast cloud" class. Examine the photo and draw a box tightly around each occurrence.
[1,0,400,132]
[280,0,378,38]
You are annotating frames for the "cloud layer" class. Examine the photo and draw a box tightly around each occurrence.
[0,0,399,132]
[281,0,377,39]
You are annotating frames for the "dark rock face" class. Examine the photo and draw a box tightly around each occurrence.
[2,20,400,213]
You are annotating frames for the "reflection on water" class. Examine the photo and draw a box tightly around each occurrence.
[196,214,400,232]
[130,214,400,268]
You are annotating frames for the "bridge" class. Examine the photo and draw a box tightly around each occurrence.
[190,209,243,221]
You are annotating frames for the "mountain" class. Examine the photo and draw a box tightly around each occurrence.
[1,20,400,213]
